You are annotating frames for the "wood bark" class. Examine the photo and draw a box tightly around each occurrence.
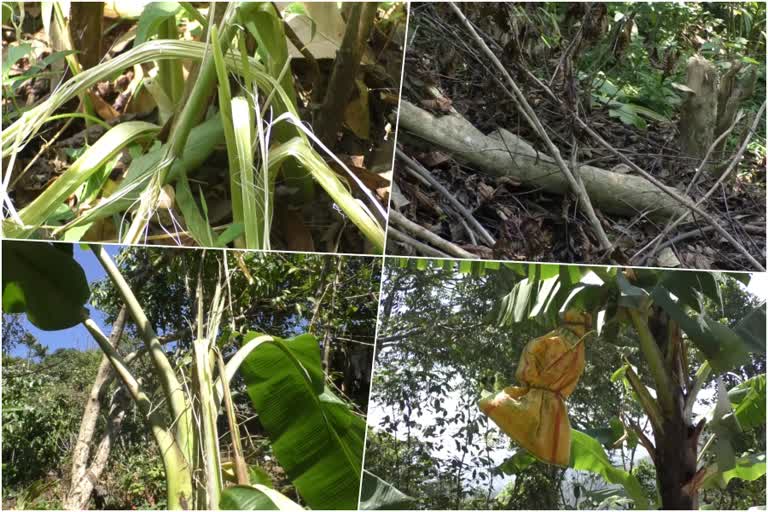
[314,2,378,147]
[64,307,126,510]
[69,3,104,70]
[715,62,757,159]
[398,101,688,219]
[679,55,718,165]
[647,308,702,510]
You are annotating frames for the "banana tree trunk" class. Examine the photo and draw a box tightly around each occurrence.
[655,414,700,509]
[640,307,703,509]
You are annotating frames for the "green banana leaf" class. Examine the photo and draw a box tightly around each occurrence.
[729,374,766,431]
[2,240,90,330]
[238,332,365,510]
[570,430,650,509]
[359,470,415,510]
[220,484,302,510]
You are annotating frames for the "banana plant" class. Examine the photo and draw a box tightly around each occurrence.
[2,240,366,510]
[391,257,766,509]
[1,2,385,251]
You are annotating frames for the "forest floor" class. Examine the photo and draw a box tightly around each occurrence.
[390,3,766,270]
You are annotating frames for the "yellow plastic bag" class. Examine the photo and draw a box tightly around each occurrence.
[478,311,589,466]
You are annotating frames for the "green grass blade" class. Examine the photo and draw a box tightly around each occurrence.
[269,138,385,251]
[211,24,244,247]
[232,97,263,249]
[3,121,159,238]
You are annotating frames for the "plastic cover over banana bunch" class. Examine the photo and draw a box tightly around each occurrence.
[479,311,591,466]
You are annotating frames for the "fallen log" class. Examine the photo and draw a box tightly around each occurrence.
[398,100,688,219]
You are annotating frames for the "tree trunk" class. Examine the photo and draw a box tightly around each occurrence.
[69,3,104,70]
[715,61,757,160]
[314,2,378,148]
[655,414,700,509]
[679,55,718,167]
[64,306,126,510]
[398,100,688,219]
[647,307,703,509]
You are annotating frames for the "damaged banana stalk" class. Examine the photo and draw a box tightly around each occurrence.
[478,311,591,466]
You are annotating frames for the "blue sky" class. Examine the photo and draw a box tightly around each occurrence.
[9,243,119,358]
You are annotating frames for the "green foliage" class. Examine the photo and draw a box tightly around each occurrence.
[575,2,767,132]
[219,484,300,510]
[370,260,765,509]
[2,349,102,487]
[1,241,90,330]
[135,2,182,45]
[569,430,649,509]
[729,374,766,431]
[104,446,168,510]
[239,332,365,510]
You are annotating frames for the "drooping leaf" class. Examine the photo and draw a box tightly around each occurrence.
[734,302,767,355]
[709,377,740,472]
[238,332,364,510]
[657,270,724,312]
[701,453,767,490]
[2,241,90,330]
[728,374,766,432]
[570,430,649,509]
[651,285,752,372]
[239,2,313,202]
[720,453,767,486]
[135,2,182,45]
[219,484,302,510]
[359,470,415,510]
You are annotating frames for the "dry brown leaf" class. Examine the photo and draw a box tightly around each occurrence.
[418,151,452,167]
[420,97,453,112]
[343,80,371,140]
[274,206,315,252]
[88,91,120,121]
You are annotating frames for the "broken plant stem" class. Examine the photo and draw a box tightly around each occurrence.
[397,148,495,246]
[390,209,475,258]
[448,1,613,252]
[194,270,224,508]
